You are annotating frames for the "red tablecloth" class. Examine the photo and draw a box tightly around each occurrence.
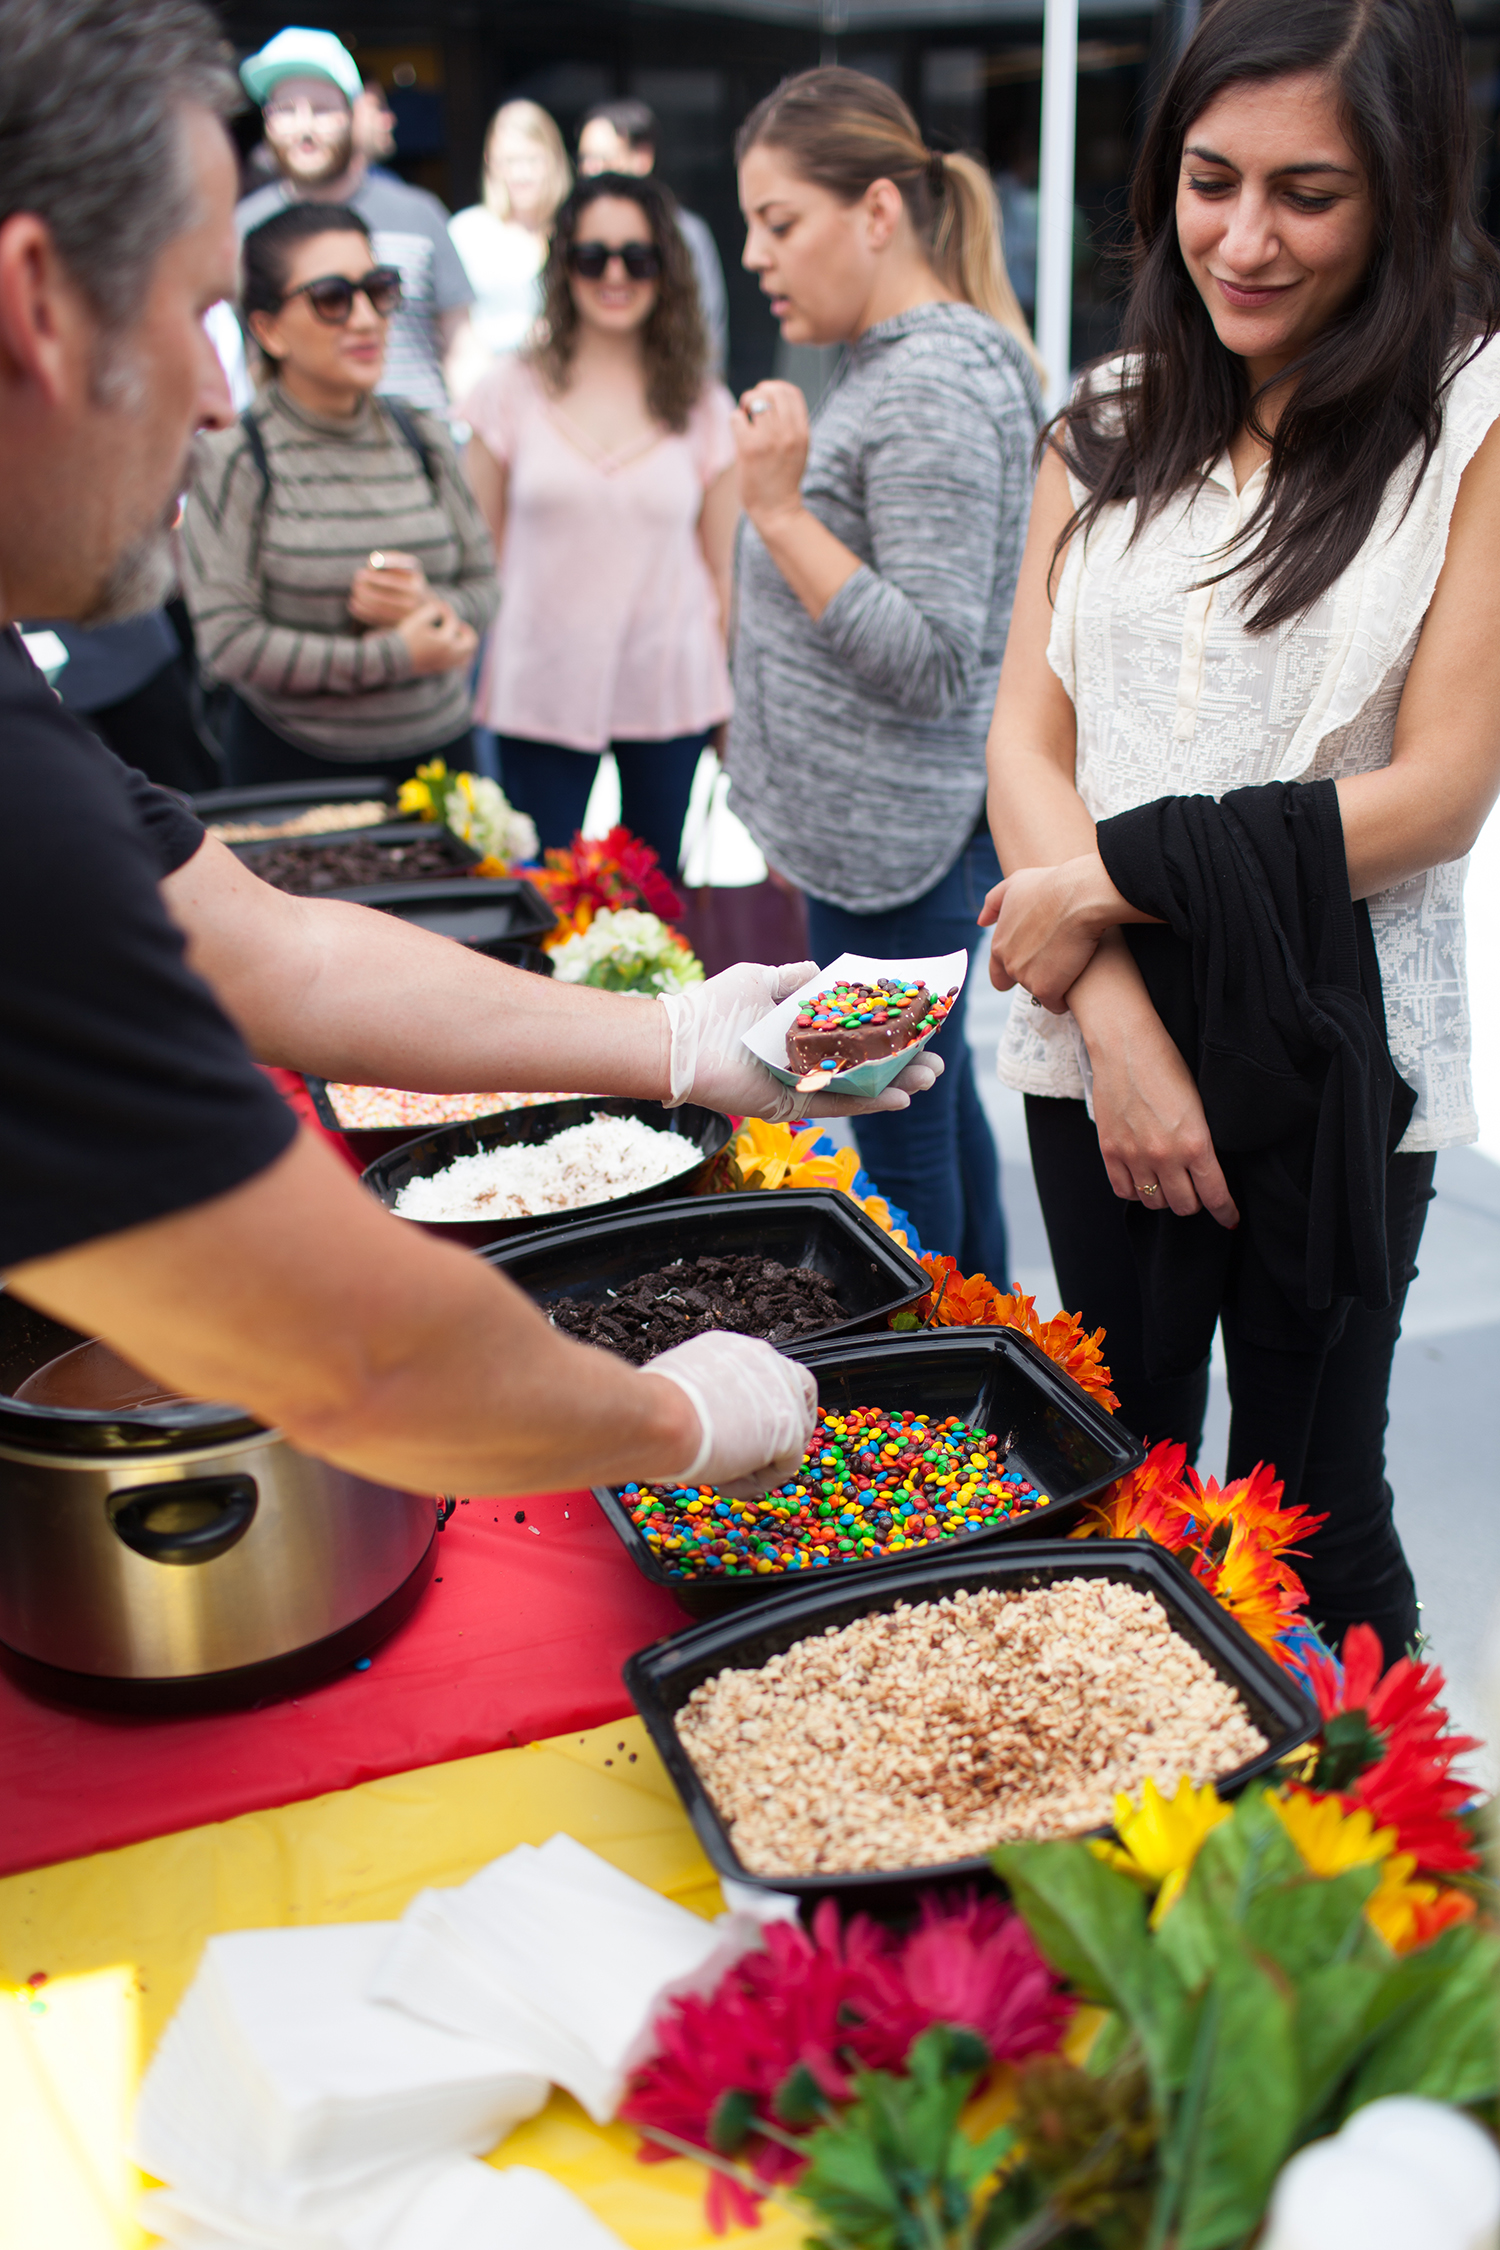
[1,1483,690,1879]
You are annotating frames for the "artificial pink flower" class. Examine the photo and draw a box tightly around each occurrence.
[845,1891,1074,2070]
[621,1893,1072,2231]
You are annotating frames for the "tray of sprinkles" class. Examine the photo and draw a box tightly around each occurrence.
[594,1328,1144,1618]
[741,949,968,1100]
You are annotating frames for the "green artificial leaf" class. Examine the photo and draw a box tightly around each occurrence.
[1309,1710,1387,1792]
[794,2033,1006,2250]
[889,1311,921,1332]
[708,2087,758,2155]
[1244,1861,1383,1985]
[1343,1922,1500,2112]
[993,1843,1191,2097]
[1290,1959,1393,2133]
[1082,2010,1133,2080]
[1149,1952,1300,2250]
[775,2063,838,2128]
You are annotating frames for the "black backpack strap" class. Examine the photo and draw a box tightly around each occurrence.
[240,407,272,495]
[381,398,438,492]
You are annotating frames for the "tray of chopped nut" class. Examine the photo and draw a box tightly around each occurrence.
[624,1539,1318,1909]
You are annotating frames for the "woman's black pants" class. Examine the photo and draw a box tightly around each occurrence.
[1025,1094,1434,1666]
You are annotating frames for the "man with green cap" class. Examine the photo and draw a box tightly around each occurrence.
[236,26,473,413]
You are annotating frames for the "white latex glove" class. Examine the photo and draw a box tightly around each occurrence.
[658,961,945,1123]
[642,1331,816,1498]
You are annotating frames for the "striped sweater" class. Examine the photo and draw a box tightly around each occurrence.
[180,384,499,760]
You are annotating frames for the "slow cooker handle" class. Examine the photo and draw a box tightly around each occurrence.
[107,1474,258,1566]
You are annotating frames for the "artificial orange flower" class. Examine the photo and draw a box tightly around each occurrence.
[1182,1459,1327,1565]
[1191,1520,1311,1660]
[1075,1441,1197,1546]
[914,1257,1119,1413]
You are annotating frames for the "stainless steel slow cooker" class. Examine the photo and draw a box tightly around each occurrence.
[0,1291,440,1712]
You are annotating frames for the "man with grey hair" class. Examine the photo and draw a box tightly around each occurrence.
[0,2,937,1517]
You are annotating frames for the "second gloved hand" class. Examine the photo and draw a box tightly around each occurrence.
[659,962,944,1124]
[641,1331,816,1499]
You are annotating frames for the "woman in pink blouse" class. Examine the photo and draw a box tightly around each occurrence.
[463,172,737,874]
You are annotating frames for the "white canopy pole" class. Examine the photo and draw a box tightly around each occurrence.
[1036,0,1079,415]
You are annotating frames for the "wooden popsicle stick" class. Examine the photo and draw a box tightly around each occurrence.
[795,1068,835,1093]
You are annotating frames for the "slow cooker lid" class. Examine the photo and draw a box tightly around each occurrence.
[0,1292,261,1457]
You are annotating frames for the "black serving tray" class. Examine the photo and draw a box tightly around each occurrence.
[333,875,555,954]
[487,1187,929,1348]
[594,1327,1144,1618]
[229,822,483,893]
[190,776,402,830]
[625,1539,1319,1911]
[361,1097,734,1249]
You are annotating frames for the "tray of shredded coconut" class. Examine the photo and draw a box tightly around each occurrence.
[361,1098,735,1248]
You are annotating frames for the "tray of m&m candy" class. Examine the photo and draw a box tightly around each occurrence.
[595,1329,1144,1617]
[742,950,969,1099]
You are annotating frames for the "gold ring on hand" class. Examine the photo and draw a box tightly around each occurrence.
[1139,1181,1160,1198]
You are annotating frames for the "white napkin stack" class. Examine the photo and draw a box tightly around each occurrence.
[135,1836,765,2248]
[141,2158,626,2250]
[134,1922,553,2241]
[368,1831,766,2123]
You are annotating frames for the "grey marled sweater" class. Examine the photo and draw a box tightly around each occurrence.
[726,302,1042,913]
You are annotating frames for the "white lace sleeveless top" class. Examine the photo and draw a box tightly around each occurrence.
[997,337,1500,1151]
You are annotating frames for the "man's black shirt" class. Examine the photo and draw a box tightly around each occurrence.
[0,628,295,1268]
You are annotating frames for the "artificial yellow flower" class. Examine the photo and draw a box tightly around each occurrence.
[1270,1787,1397,1875]
[397,756,448,820]
[1270,1787,1477,1954]
[1095,1775,1231,1924]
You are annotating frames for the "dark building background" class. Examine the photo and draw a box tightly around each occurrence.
[215,0,1500,398]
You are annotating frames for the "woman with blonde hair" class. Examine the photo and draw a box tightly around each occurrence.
[726,66,1041,1280]
[449,99,571,372]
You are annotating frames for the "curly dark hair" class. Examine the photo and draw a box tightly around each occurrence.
[529,172,708,431]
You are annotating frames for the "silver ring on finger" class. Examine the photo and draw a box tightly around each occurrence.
[747,397,770,419]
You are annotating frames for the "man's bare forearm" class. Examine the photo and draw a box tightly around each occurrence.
[5,1132,701,1495]
[164,836,674,1098]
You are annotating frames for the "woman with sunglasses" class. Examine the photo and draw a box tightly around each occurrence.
[462,172,736,873]
[180,204,498,787]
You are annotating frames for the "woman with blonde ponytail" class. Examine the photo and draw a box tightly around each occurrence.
[725,66,1042,1278]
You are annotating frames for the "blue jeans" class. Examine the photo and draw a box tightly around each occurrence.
[496,731,710,876]
[805,830,1008,1281]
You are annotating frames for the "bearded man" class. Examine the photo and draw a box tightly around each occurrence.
[235,27,473,413]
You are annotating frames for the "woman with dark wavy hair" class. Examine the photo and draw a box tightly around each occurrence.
[983,0,1500,1660]
[462,171,736,870]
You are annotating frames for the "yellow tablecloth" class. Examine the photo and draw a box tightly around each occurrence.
[0,1716,805,2250]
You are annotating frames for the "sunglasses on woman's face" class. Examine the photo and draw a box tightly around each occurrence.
[566,240,662,282]
[282,267,404,323]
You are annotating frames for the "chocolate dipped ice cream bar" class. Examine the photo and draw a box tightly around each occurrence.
[786,978,956,1076]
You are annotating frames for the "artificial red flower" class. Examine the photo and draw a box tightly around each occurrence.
[531,823,685,929]
[1301,1623,1482,1874]
[1349,1727,1482,1875]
